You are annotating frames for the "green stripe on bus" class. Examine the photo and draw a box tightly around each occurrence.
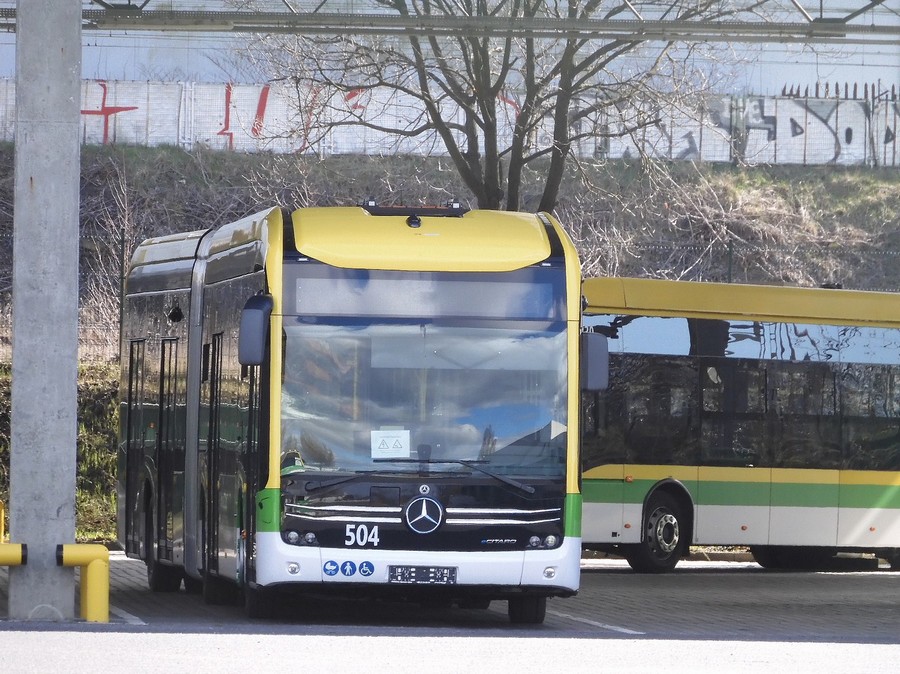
[696,481,770,507]
[584,478,900,510]
[770,483,839,507]
[256,488,281,533]
[565,493,582,537]
[839,484,900,509]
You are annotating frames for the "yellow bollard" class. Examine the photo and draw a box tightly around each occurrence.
[56,544,110,623]
[0,542,27,567]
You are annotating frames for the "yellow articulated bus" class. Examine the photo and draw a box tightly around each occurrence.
[118,202,607,623]
[581,277,900,572]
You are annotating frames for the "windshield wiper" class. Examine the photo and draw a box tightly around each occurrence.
[298,471,385,492]
[374,458,535,494]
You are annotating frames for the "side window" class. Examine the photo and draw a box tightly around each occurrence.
[841,363,900,470]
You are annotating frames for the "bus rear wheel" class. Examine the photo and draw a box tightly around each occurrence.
[750,545,834,570]
[625,491,687,573]
[750,545,781,569]
[508,595,547,624]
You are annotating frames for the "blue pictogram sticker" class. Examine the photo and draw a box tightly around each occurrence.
[341,561,357,577]
[323,560,339,576]
[359,561,375,577]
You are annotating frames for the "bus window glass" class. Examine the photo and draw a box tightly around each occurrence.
[581,314,876,471]
[280,322,568,478]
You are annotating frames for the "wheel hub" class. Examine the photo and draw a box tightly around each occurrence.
[650,509,680,554]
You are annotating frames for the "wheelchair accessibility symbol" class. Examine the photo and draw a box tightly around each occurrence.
[359,561,375,577]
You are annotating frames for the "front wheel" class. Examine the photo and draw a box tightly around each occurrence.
[508,595,547,624]
[625,491,687,573]
[244,583,276,619]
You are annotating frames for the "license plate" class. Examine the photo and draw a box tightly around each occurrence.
[388,565,458,585]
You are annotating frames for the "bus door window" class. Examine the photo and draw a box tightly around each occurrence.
[206,332,224,571]
[157,338,178,560]
[125,339,146,556]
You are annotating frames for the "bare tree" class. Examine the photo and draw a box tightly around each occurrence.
[237,0,772,211]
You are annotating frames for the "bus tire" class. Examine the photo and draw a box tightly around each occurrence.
[775,546,834,570]
[244,583,275,619]
[887,551,900,571]
[751,545,834,570]
[508,595,547,624]
[625,490,686,573]
[750,545,782,569]
[145,505,183,593]
[202,572,238,605]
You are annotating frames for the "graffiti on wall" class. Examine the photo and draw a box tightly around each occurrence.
[0,78,896,167]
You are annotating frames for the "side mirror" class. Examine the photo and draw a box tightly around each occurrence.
[581,331,609,391]
[238,294,273,366]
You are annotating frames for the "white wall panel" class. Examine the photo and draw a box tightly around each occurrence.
[0,78,896,167]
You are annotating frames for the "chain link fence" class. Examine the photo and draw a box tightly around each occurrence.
[0,319,118,364]
[1,238,899,365]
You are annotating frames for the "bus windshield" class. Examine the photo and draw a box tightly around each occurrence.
[280,320,568,478]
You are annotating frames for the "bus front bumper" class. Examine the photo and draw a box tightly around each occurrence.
[253,533,581,594]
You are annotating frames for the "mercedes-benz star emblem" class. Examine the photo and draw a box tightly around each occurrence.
[404,496,444,535]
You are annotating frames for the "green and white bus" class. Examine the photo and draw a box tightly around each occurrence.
[581,277,900,572]
[118,202,606,623]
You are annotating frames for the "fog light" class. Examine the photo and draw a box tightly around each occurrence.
[529,536,541,548]
[544,534,559,548]
[287,562,301,575]
[304,532,318,545]
[543,566,557,579]
[286,530,300,544]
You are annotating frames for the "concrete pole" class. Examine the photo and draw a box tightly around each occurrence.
[8,0,81,620]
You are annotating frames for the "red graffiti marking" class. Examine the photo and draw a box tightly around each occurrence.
[498,91,521,117]
[80,81,138,145]
[217,82,235,150]
[219,83,273,147]
[251,84,271,138]
[344,88,366,111]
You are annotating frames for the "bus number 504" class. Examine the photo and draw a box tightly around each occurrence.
[345,524,381,547]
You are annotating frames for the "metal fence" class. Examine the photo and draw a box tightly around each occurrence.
[0,321,118,364]
[1,240,898,365]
